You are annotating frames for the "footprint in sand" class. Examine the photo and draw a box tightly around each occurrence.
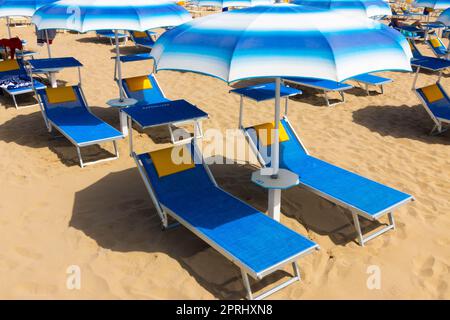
[15,247,42,261]
[412,255,450,298]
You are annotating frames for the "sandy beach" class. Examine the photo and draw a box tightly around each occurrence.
[0,18,449,299]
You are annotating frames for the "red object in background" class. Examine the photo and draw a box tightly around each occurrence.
[0,37,23,59]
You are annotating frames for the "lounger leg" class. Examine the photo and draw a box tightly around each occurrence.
[365,83,370,95]
[128,116,133,157]
[241,270,254,300]
[352,212,365,246]
[388,212,396,230]
[113,140,119,159]
[324,92,330,107]
[76,146,84,168]
[12,94,18,109]
[292,261,301,280]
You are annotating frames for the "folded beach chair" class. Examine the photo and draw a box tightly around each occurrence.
[128,31,156,50]
[0,59,45,109]
[96,30,128,46]
[345,73,393,95]
[415,82,450,134]
[283,77,353,106]
[133,142,318,299]
[242,118,414,246]
[426,37,449,59]
[36,85,124,167]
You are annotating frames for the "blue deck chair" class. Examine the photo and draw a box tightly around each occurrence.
[415,82,450,134]
[283,77,353,106]
[242,118,414,246]
[133,142,318,300]
[346,73,393,95]
[96,30,128,46]
[121,74,197,144]
[426,37,449,59]
[128,30,156,50]
[36,85,124,167]
[408,38,450,73]
[0,59,45,109]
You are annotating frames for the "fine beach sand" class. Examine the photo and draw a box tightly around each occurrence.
[0,19,449,299]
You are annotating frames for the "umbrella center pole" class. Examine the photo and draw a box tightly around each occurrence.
[271,77,281,179]
[115,30,125,102]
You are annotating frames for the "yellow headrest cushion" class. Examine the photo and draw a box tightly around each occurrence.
[133,31,148,39]
[0,59,20,72]
[253,122,289,147]
[150,145,195,178]
[46,86,77,104]
[125,76,153,92]
[422,84,444,103]
[176,1,186,5]
[430,38,442,48]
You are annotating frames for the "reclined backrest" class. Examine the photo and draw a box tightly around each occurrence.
[246,119,308,167]
[141,143,216,201]
[408,38,423,59]
[0,59,28,80]
[428,37,447,56]
[37,85,85,112]
[122,74,167,106]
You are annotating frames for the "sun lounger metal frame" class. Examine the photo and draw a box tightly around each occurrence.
[133,141,319,300]
[242,116,414,246]
[128,30,157,50]
[96,30,128,46]
[346,73,393,95]
[283,77,352,107]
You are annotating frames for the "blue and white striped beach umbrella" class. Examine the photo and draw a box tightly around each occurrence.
[33,0,192,107]
[412,0,450,9]
[291,0,391,19]
[0,0,57,37]
[193,0,274,8]
[437,7,450,25]
[152,4,412,214]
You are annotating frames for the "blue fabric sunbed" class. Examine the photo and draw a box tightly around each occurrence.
[243,118,414,246]
[408,38,450,72]
[0,59,45,109]
[121,74,169,107]
[128,30,156,49]
[133,142,318,300]
[426,37,449,58]
[347,73,393,95]
[96,30,128,46]
[36,85,124,167]
[283,77,353,106]
[415,82,450,134]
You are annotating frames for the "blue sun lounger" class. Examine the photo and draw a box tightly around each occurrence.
[96,30,128,46]
[243,118,414,246]
[283,77,353,106]
[36,85,124,167]
[128,30,156,50]
[133,142,318,300]
[0,59,45,109]
[346,73,393,95]
[408,38,450,71]
[121,73,169,107]
[415,82,450,134]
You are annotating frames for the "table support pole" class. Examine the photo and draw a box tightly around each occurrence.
[268,189,281,222]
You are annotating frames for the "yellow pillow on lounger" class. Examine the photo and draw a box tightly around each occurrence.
[430,38,442,48]
[133,31,148,38]
[125,76,153,92]
[150,145,195,178]
[46,86,77,104]
[0,59,20,72]
[253,122,289,147]
[422,84,444,103]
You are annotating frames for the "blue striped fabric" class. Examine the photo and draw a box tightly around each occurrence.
[292,0,391,18]
[0,0,56,17]
[245,119,413,217]
[437,8,450,26]
[152,4,412,83]
[194,0,274,8]
[413,0,450,9]
[32,0,192,32]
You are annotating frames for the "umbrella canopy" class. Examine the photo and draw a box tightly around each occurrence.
[291,0,391,19]
[152,4,412,83]
[437,7,450,25]
[32,0,192,32]
[412,0,450,9]
[193,0,274,8]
